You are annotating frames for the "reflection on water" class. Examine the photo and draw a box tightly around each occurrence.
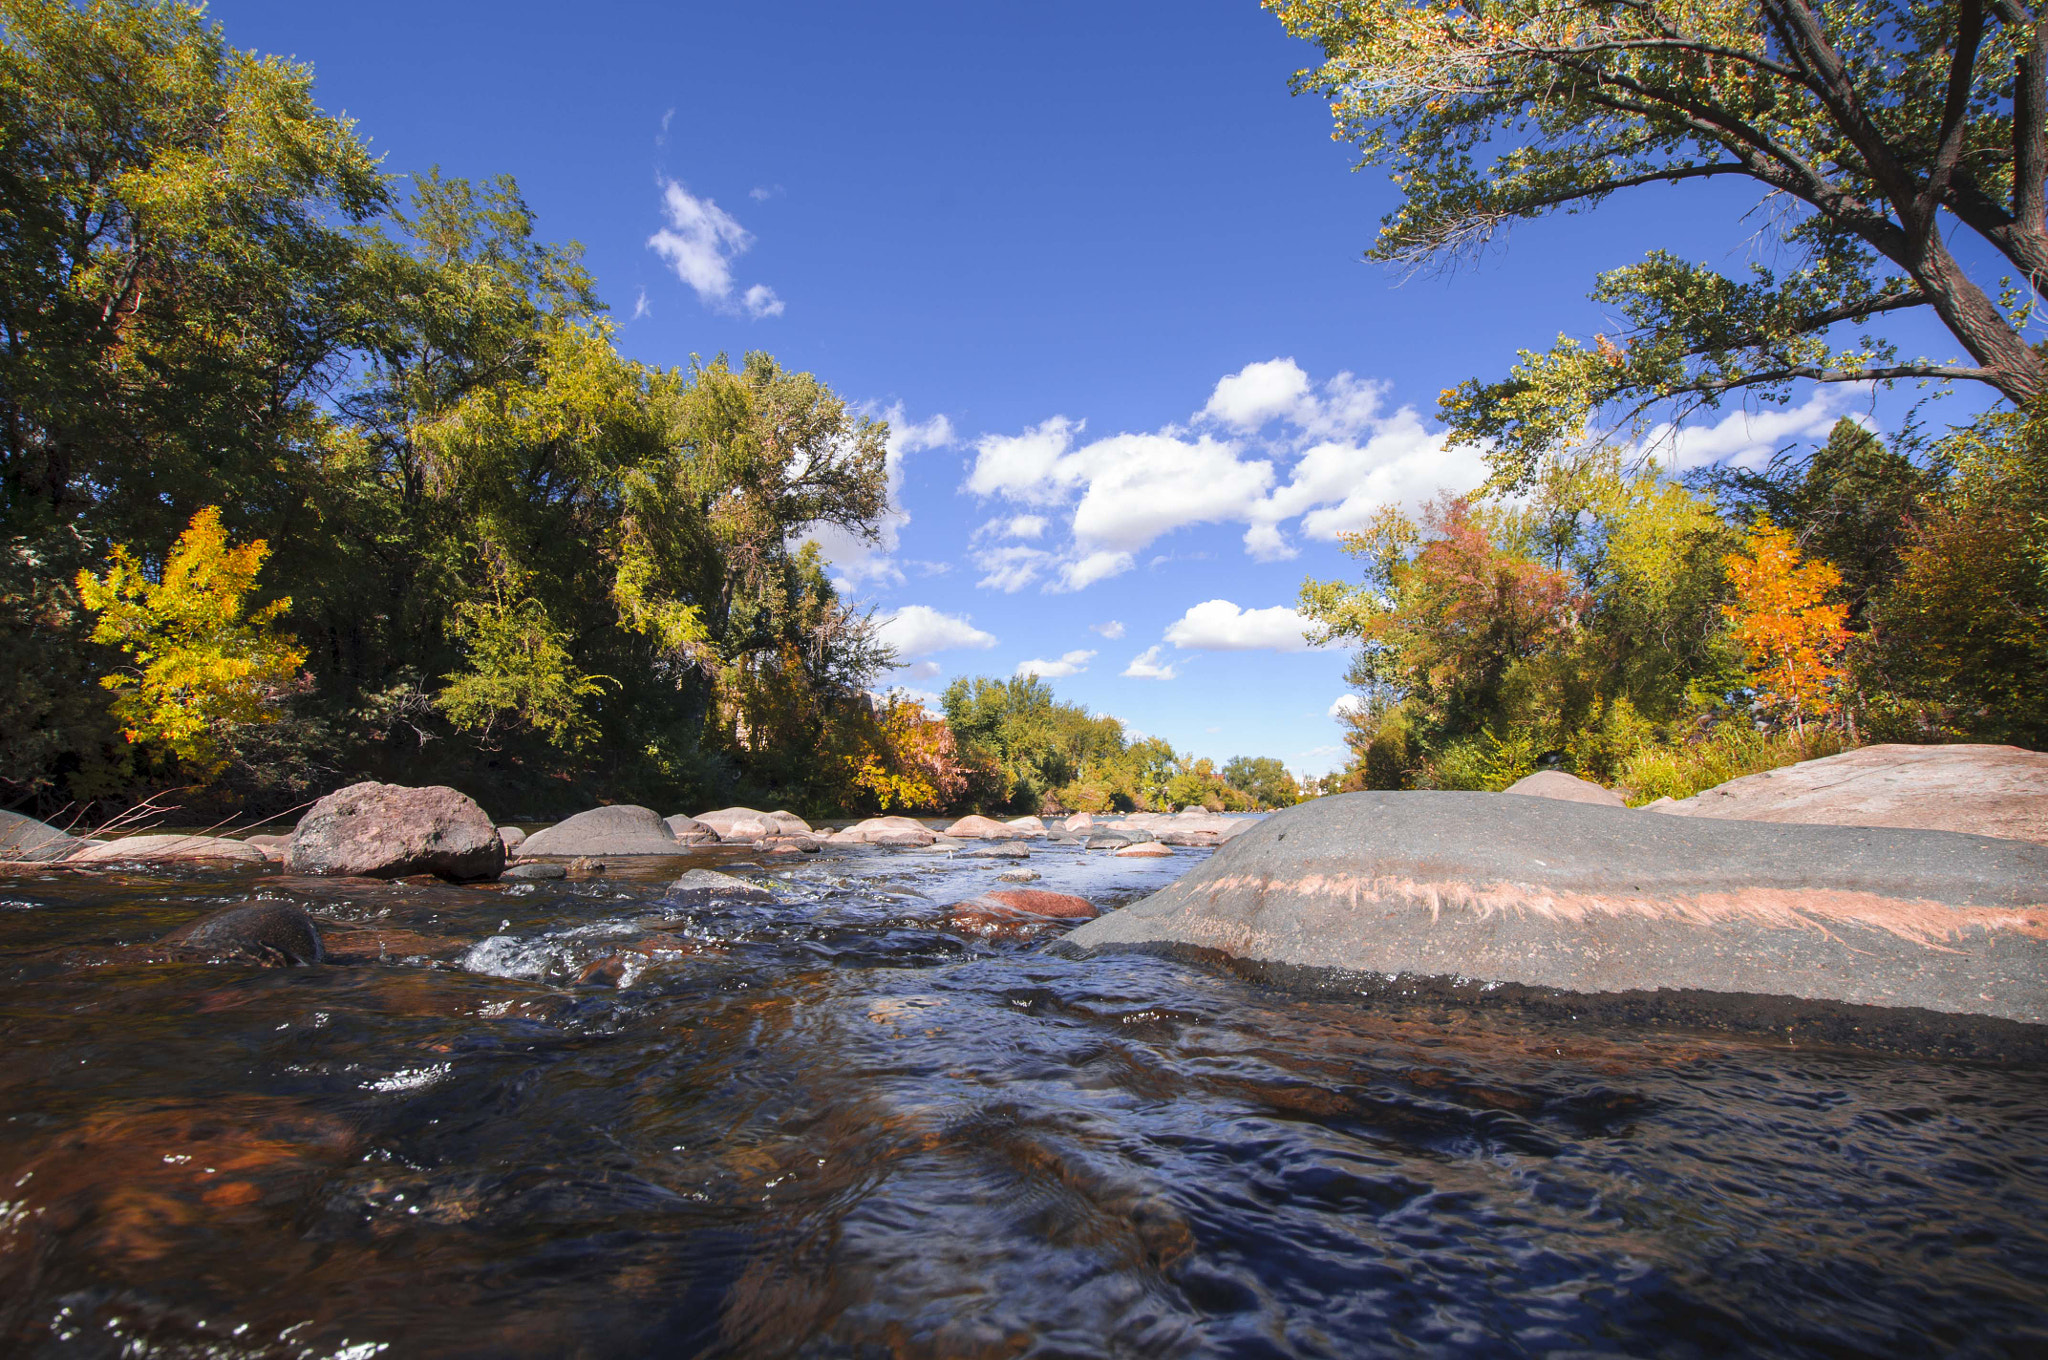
[2,839,2044,1358]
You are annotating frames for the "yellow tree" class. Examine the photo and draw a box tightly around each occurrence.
[75,507,307,777]
[1721,520,1849,731]
[845,694,966,812]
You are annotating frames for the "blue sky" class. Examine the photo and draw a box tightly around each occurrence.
[207,0,1985,776]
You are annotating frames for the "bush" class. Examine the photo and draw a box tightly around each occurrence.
[1617,724,1850,804]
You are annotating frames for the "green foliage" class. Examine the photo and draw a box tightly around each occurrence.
[1267,0,2048,487]
[437,584,611,750]
[1220,756,1300,808]
[1618,724,1851,805]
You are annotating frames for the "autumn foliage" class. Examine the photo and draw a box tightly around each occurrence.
[1721,521,1849,731]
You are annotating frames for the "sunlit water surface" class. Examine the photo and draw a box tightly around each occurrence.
[2,838,2043,1358]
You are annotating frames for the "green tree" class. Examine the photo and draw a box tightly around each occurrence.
[1221,755,1301,807]
[1268,0,2048,485]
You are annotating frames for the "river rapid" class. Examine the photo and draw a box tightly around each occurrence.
[2,834,2044,1358]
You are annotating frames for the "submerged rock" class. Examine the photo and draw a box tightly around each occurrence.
[163,902,324,965]
[502,862,567,881]
[946,888,1099,937]
[0,809,83,863]
[1060,791,2048,1026]
[962,842,1030,859]
[668,868,773,903]
[70,834,270,865]
[1653,743,2048,844]
[520,805,679,858]
[288,783,504,881]
[1504,770,1626,807]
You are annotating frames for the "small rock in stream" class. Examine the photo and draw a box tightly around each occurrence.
[162,903,324,966]
[668,868,773,904]
[502,862,567,881]
[996,869,1041,882]
[962,843,1029,859]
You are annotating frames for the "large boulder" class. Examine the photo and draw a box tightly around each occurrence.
[0,809,84,863]
[832,816,937,847]
[1505,770,1626,807]
[693,807,795,842]
[1060,791,2048,1027]
[765,810,812,836]
[1005,815,1048,836]
[519,805,679,858]
[662,815,720,845]
[163,902,324,965]
[945,814,1022,840]
[69,834,270,865]
[1653,743,2048,844]
[288,783,504,880]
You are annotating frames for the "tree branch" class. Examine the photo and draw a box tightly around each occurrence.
[1919,0,1986,216]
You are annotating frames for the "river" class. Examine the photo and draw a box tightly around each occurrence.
[2,834,2043,1357]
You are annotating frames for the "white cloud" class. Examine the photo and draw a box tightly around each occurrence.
[647,179,780,319]
[1016,649,1095,680]
[630,288,650,321]
[875,605,996,659]
[1200,357,1313,429]
[876,684,944,710]
[1122,645,1178,680]
[1091,620,1125,639]
[1328,694,1366,719]
[1648,387,1874,472]
[973,544,1054,593]
[905,660,942,680]
[1165,599,1314,652]
[962,361,1479,590]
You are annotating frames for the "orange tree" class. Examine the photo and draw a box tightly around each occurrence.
[1721,519,1850,731]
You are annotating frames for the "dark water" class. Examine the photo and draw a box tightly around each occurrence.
[2,838,2044,1359]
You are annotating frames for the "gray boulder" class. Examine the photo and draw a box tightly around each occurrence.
[832,816,937,847]
[1653,743,2048,844]
[1061,791,2048,1027]
[520,805,680,858]
[962,842,1030,859]
[694,807,795,841]
[163,902,323,965]
[1504,770,1626,807]
[288,782,504,880]
[502,861,567,881]
[668,868,773,903]
[663,815,720,845]
[0,809,84,862]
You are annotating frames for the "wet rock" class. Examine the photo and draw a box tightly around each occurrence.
[1114,841,1174,858]
[762,836,820,854]
[320,924,471,965]
[668,868,773,903]
[663,815,720,845]
[520,805,679,858]
[1061,791,2048,1026]
[502,862,567,881]
[981,889,1098,918]
[1652,743,2048,844]
[69,834,270,865]
[0,809,83,863]
[288,782,504,881]
[962,842,1030,859]
[578,954,630,987]
[997,869,1041,883]
[163,902,324,965]
[1153,829,1221,847]
[945,814,1023,840]
[1085,833,1137,850]
[1505,770,1626,807]
[241,833,292,861]
[946,888,1099,937]
[498,826,527,853]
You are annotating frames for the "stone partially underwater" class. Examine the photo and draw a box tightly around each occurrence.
[1058,792,2048,1049]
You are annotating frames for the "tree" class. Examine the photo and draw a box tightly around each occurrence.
[1267,0,2048,484]
[1221,755,1301,807]
[75,506,307,777]
[1722,518,1851,729]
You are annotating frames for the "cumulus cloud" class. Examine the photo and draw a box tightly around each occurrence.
[1016,649,1095,679]
[961,359,1479,589]
[1091,620,1125,639]
[1122,645,1178,680]
[1648,387,1875,472]
[647,179,781,319]
[875,605,996,659]
[1328,694,1366,719]
[1164,599,1314,652]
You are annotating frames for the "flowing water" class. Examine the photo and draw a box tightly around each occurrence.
[2,836,2044,1358]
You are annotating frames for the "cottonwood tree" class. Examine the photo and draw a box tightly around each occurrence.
[1267,0,2048,483]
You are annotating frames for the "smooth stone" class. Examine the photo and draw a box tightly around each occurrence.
[1061,812,1095,833]
[520,805,679,858]
[945,814,1023,840]
[1651,743,2048,844]
[1085,833,1137,849]
[946,888,1100,937]
[502,862,567,881]
[837,816,937,847]
[240,833,292,861]
[163,902,323,965]
[962,842,1030,859]
[668,868,773,903]
[498,826,527,853]
[1153,829,1221,847]
[68,834,269,865]
[287,782,504,880]
[997,869,1041,882]
[0,809,83,863]
[1114,841,1174,857]
[1060,791,2048,1026]
[662,815,720,845]
[1505,770,1626,806]
[1005,815,1048,837]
